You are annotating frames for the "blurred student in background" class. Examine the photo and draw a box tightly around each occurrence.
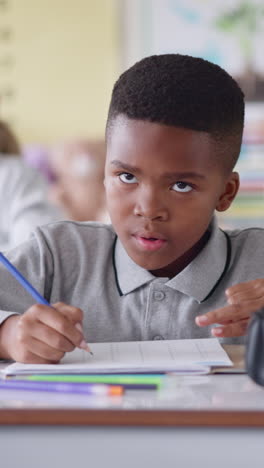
[48,139,109,222]
[0,120,62,251]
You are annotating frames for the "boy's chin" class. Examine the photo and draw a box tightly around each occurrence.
[128,252,171,272]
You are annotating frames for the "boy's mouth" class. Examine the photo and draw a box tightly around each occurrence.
[132,233,167,252]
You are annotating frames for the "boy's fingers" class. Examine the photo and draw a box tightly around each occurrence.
[227,291,263,305]
[227,290,264,309]
[27,304,83,347]
[52,302,84,323]
[211,318,249,338]
[226,280,252,296]
[27,336,65,362]
[53,303,87,348]
[52,303,91,352]
[24,321,76,353]
[226,279,264,301]
[17,336,65,364]
[15,351,56,365]
[195,302,251,327]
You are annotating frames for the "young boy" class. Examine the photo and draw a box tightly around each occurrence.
[0,54,264,364]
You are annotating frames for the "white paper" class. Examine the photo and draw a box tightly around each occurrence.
[2,338,232,376]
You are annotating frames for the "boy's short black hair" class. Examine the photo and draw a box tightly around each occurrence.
[106,54,245,172]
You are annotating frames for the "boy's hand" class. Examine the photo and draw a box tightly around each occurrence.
[0,302,86,363]
[195,279,264,338]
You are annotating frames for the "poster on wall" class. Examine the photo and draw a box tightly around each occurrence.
[123,0,264,227]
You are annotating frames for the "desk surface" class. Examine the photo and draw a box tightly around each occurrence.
[1,344,264,427]
[0,346,264,427]
[2,345,264,468]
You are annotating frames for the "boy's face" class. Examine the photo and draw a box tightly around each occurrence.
[105,116,239,277]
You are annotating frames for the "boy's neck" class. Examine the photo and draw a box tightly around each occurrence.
[150,229,211,279]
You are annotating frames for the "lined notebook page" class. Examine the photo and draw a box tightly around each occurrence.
[2,338,232,376]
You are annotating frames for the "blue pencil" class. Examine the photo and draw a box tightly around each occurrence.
[0,252,93,354]
[0,252,50,305]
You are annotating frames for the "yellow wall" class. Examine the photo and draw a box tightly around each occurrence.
[0,0,120,143]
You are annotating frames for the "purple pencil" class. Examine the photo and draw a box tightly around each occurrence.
[0,380,123,396]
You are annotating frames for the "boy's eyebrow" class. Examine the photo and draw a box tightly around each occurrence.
[162,171,206,180]
[110,160,206,180]
[110,160,141,173]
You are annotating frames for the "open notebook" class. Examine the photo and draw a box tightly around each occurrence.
[2,338,232,376]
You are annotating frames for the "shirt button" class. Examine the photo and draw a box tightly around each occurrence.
[153,335,164,340]
[153,291,165,301]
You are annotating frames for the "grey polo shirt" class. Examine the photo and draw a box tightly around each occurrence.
[0,219,263,345]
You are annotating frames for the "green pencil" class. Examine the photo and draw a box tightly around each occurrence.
[11,374,165,387]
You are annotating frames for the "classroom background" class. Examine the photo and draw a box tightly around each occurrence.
[0,0,263,228]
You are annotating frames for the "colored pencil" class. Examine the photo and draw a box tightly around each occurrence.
[11,374,165,388]
[0,379,123,395]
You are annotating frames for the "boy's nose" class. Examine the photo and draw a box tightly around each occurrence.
[133,188,168,221]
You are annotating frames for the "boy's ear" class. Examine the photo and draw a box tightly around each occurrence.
[216,172,240,212]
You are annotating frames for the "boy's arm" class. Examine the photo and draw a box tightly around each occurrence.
[196,279,264,337]
[0,231,88,363]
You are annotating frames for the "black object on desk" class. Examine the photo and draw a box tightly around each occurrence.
[246,308,264,386]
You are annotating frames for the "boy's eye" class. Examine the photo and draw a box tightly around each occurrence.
[119,173,138,184]
[172,181,193,193]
